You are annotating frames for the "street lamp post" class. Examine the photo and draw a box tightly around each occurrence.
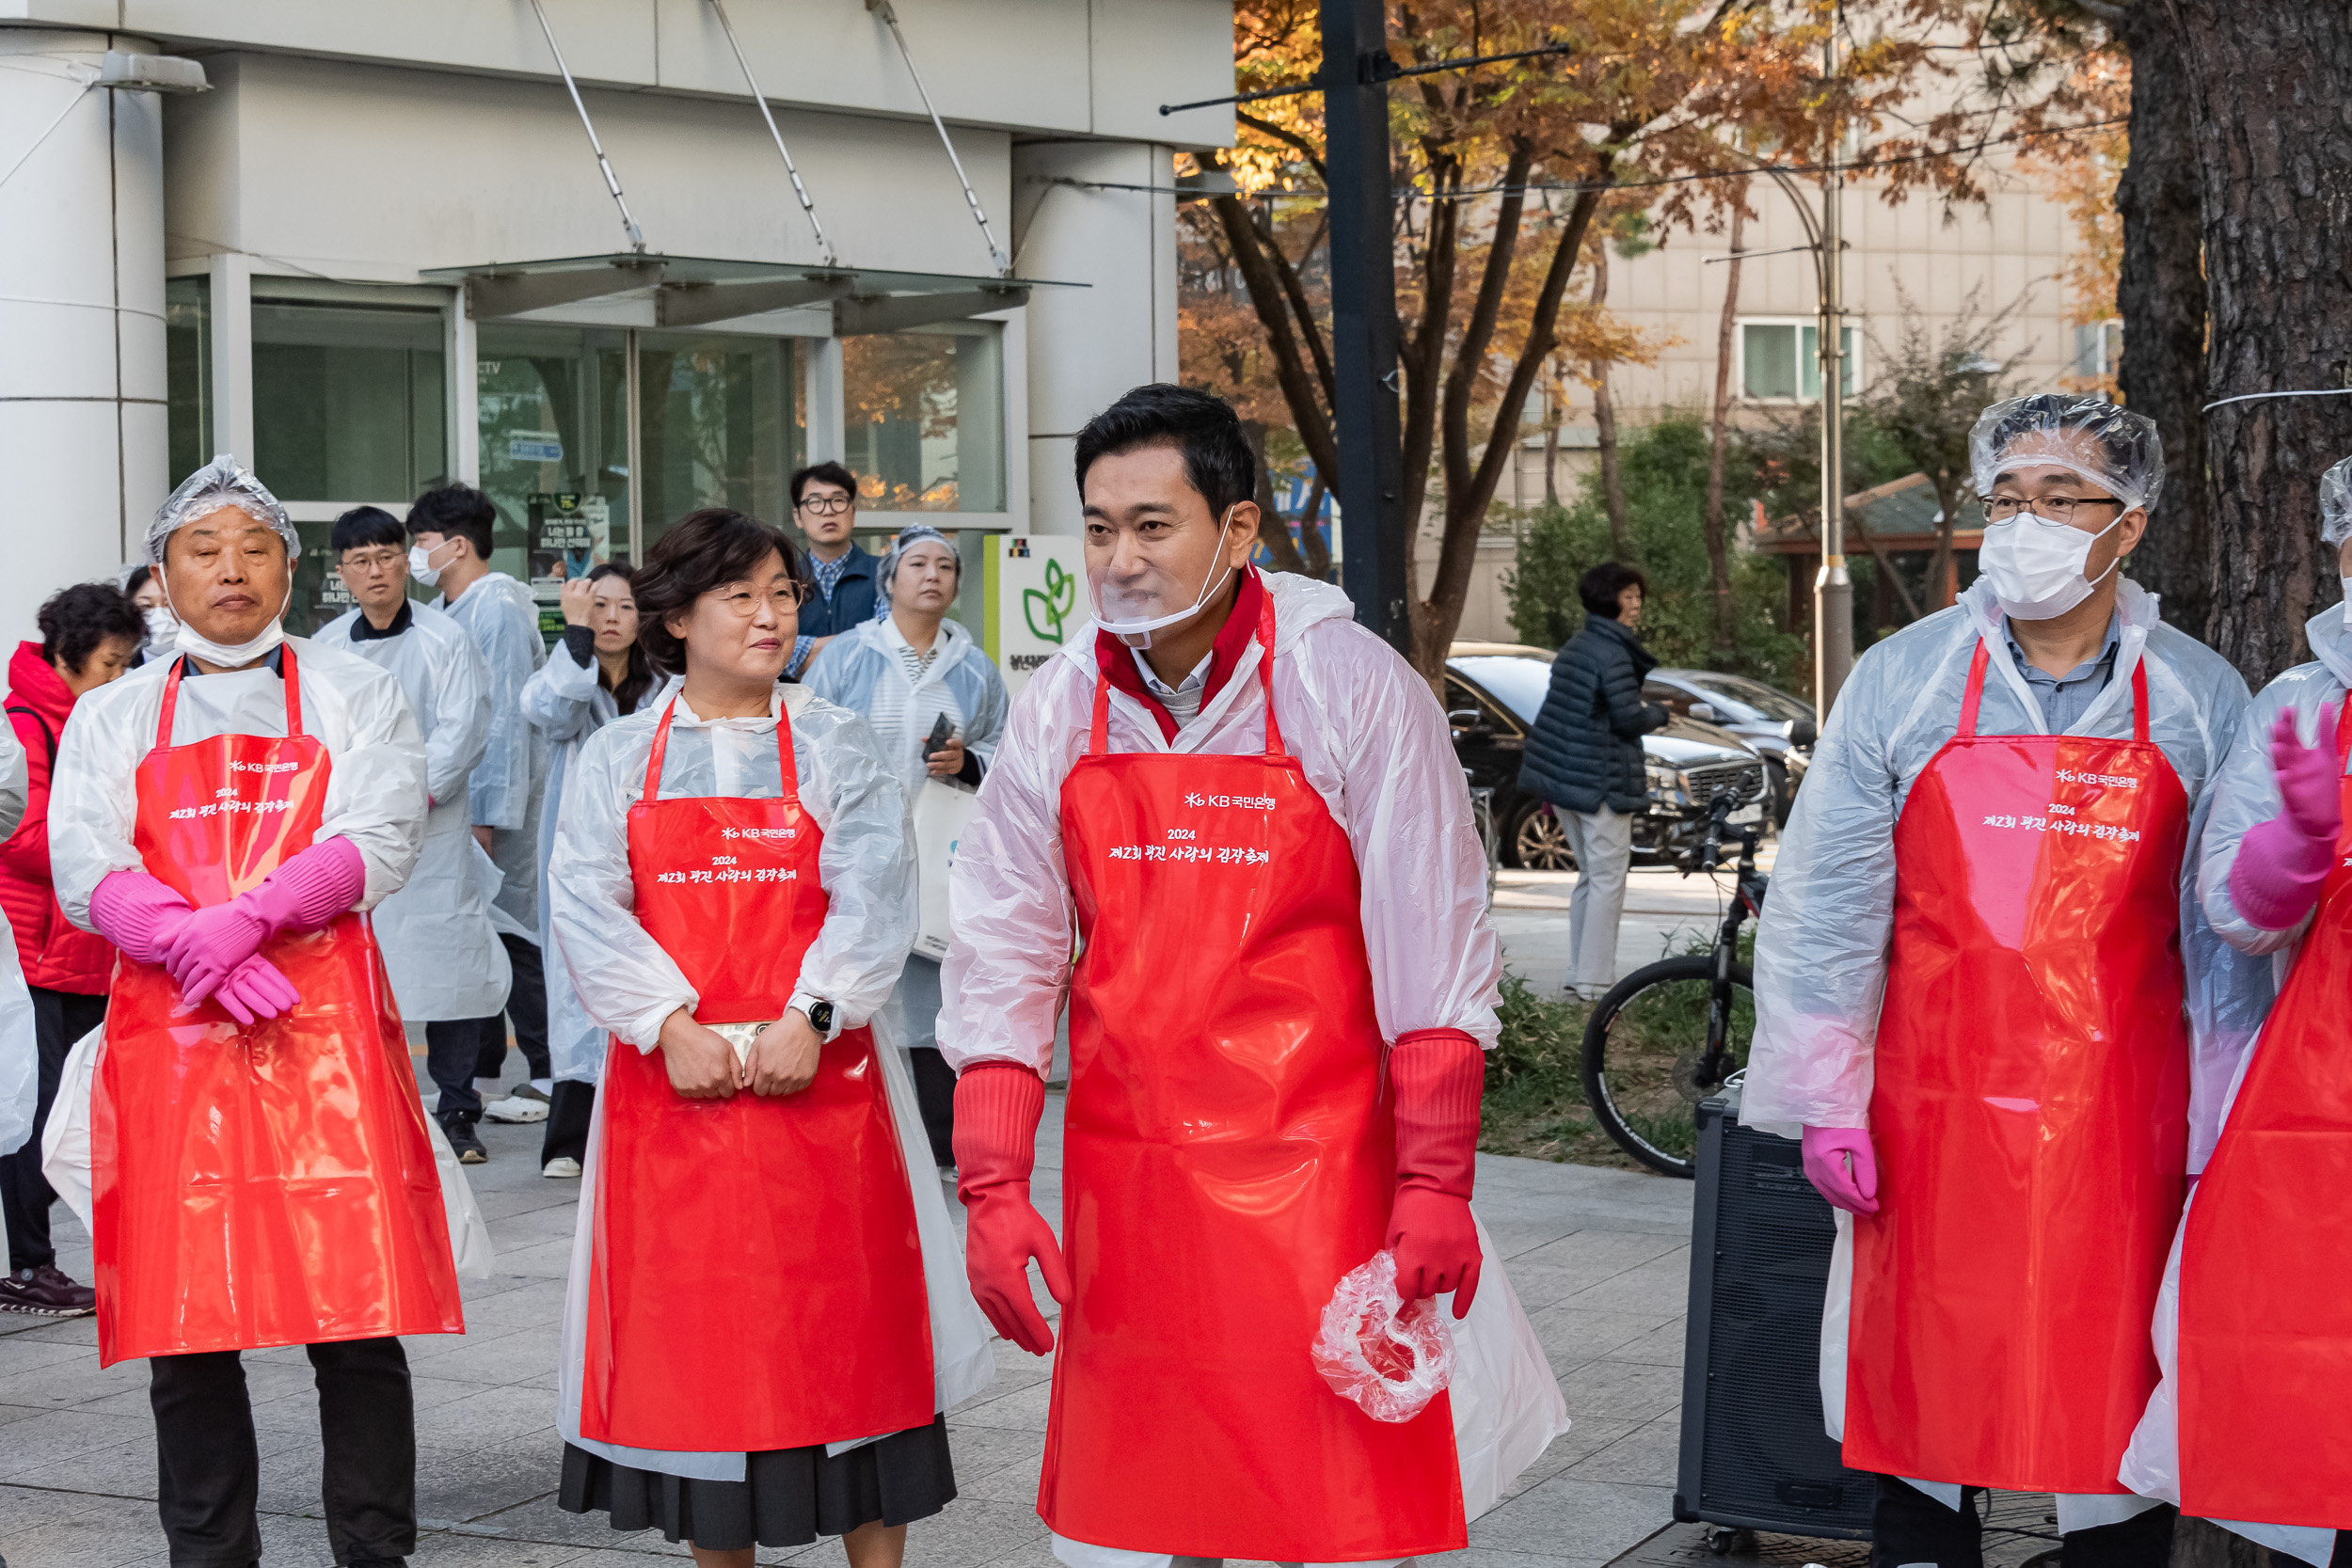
[1812,26,1853,716]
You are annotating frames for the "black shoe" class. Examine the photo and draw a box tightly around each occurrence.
[438,1110,488,1164]
[0,1263,98,1316]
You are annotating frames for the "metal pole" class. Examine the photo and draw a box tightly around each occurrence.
[707,0,837,265]
[866,0,1011,276]
[1813,19,1853,715]
[1322,0,1410,653]
[526,0,646,253]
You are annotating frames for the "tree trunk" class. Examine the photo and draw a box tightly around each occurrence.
[2162,0,2352,685]
[1543,364,1564,506]
[1929,469,1960,611]
[2116,4,2217,641]
[1297,475,1332,578]
[1590,243,1633,559]
[1703,204,1747,661]
[1241,417,1310,576]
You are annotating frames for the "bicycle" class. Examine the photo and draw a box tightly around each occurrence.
[1580,785,1769,1178]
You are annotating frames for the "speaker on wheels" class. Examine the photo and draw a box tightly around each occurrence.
[1675,1095,1874,1541]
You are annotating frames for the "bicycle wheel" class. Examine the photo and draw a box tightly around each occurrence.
[1580,953,1756,1178]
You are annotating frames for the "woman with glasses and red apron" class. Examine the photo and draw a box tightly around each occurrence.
[50,456,463,1568]
[547,509,991,1568]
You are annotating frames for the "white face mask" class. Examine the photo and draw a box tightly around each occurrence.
[141,605,176,649]
[1089,504,1243,649]
[2342,577,2351,629]
[1979,510,2125,621]
[408,539,455,589]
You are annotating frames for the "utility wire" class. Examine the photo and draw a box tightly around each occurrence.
[525,0,645,253]
[0,72,95,196]
[1160,40,1581,116]
[2203,388,2352,413]
[707,0,836,266]
[866,0,1010,275]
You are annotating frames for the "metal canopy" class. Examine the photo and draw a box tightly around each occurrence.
[417,253,1065,332]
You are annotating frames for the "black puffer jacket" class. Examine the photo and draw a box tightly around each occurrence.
[1518,614,1669,814]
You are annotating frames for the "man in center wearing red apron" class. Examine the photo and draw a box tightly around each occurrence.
[940,384,1565,1568]
[1740,394,2256,1568]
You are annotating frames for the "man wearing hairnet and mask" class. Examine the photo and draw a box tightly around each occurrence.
[48,457,461,1568]
[2115,453,2352,1563]
[939,384,1565,1568]
[1740,394,2256,1567]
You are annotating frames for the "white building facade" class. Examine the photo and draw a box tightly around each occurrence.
[0,1,1231,638]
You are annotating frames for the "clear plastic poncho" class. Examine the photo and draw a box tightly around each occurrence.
[1740,578,2261,1173]
[147,455,300,563]
[2321,454,2352,547]
[437,573,548,934]
[1969,393,2164,514]
[0,729,36,1154]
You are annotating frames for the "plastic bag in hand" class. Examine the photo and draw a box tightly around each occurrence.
[1311,1248,1454,1422]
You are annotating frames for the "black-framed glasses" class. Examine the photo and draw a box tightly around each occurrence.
[1980,495,2124,522]
[797,494,852,516]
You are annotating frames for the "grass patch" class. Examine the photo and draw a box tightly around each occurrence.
[1478,972,1656,1173]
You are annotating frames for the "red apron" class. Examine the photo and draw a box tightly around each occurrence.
[2177,707,2352,1527]
[1845,641,2191,1491]
[580,694,933,1453]
[1041,592,1467,1562]
[90,648,460,1367]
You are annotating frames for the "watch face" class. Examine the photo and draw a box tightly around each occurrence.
[808,1002,834,1032]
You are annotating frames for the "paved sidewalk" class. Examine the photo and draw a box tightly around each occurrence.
[0,1069,1696,1568]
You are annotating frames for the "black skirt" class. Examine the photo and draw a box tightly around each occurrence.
[558,1414,957,1551]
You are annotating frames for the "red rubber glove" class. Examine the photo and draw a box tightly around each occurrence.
[163,837,364,1008]
[2229,704,2344,930]
[953,1063,1071,1355]
[88,870,196,965]
[1802,1125,1880,1214]
[1388,1029,1486,1318]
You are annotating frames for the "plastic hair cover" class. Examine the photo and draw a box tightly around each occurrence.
[2321,454,2352,547]
[148,454,299,563]
[1969,393,2164,515]
[876,524,957,609]
[1311,1248,1455,1423]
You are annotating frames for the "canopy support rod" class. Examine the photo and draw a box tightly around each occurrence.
[707,0,837,266]
[525,0,646,253]
[866,0,1011,276]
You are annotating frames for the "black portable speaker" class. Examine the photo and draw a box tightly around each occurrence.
[1675,1096,1875,1539]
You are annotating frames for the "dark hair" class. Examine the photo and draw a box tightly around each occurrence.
[330,505,406,556]
[1073,384,1255,517]
[40,582,143,677]
[582,562,658,714]
[1578,562,1649,619]
[124,564,154,596]
[406,483,497,559]
[789,461,859,508]
[633,509,806,674]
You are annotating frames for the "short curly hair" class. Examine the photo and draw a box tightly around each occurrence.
[40,582,144,676]
[632,509,808,674]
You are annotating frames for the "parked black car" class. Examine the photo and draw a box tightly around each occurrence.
[1643,669,1818,825]
[1446,643,1767,870]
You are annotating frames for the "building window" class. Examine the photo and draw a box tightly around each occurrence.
[2074,320,2122,380]
[638,331,803,553]
[1740,319,1859,402]
[253,297,448,502]
[166,277,212,488]
[843,323,1004,512]
[477,324,632,636]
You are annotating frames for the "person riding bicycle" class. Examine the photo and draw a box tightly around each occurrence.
[1739,394,2258,1567]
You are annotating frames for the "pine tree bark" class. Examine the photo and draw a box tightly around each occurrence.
[1703,205,1747,661]
[2114,3,2214,641]
[2161,0,2352,685]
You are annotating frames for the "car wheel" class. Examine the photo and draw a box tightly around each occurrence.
[1762,760,1789,828]
[1507,798,1578,871]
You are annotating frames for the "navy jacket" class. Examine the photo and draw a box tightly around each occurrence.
[799,545,881,637]
[1518,614,1669,814]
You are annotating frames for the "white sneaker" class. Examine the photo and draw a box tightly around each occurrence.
[542,1156,582,1179]
[483,1094,549,1124]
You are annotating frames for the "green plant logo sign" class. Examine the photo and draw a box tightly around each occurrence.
[1023,558,1075,644]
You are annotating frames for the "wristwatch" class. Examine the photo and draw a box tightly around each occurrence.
[802,999,835,1035]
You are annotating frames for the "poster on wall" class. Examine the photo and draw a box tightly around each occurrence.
[981,534,1086,698]
[527,492,612,641]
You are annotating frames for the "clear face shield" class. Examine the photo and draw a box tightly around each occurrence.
[1088,503,1245,649]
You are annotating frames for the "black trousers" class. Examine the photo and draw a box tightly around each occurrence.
[908,1046,957,1169]
[150,1338,414,1568]
[0,986,106,1271]
[1871,1475,2176,1568]
[470,932,549,1082]
[542,1079,595,1165]
[422,1018,483,1121]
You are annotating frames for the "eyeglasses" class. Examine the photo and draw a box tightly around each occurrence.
[340,550,405,573]
[1980,495,2124,522]
[712,583,808,615]
[797,494,853,516]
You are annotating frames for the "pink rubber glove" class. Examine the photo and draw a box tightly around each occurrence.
[212,956,301,1026]
[163,837,365,1007]
[2228,704,2344,930]
[1388,1029,1486,1317]
[954,1063,1071,1355]
[1802,1125,1880,1214]
[88,871,197,966]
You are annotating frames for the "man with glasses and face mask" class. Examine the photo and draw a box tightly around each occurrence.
[936,384,1565,1568]
[1740,394,2260,1567]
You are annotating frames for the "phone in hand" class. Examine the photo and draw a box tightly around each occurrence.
[925,713,955,758]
